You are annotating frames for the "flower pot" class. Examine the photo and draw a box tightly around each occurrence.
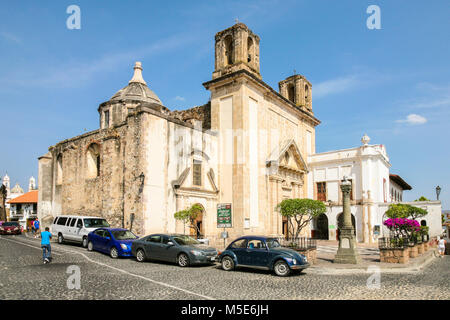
[380,248,410,264]
[409,245,418,258]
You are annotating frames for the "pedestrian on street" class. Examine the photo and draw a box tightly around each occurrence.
[33,218,40,238]
[437,236,446,258]
[41,227,52,264]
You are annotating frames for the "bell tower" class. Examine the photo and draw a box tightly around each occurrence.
[212,23,261,80]
[278,74,313,112]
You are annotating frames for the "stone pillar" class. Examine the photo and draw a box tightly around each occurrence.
[334,177,360,264]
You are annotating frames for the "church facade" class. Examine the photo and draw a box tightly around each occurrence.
[37,23,320,247]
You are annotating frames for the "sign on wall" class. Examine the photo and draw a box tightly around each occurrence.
[217,203,232,228]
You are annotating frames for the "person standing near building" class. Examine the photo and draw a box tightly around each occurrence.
[437,236,447,258]
[41,227,52,264]
[33,218,40,238]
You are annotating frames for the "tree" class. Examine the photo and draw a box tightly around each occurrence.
[385,204,410,219]
[385,203,428,220]
[0,184,7,222]
[415,196,430,201]
[174,204,203,237]
[277,198,326,240]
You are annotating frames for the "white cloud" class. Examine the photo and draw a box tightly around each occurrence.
[0,32,197,89]
[174,96,186,101]
[396,114,427,125]
[313,75,360,99]
[0,32,22,44]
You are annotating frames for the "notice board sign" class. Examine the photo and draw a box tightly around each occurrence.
[217,203,232,228]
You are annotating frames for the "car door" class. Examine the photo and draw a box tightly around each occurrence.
[144,235,163,260]
[244,239,270,267]
[65,218,76,240]
[229,239,248,265]
[96,229,111,253]
[73,219,83,242]
[91,229,103,251]
[160,235,179,262]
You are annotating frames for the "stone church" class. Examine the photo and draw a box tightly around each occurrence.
[38,23,320,246]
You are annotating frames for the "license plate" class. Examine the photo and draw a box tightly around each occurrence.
[210,257,215,261]
[7,230,11,233]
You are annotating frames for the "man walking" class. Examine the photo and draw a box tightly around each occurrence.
[41,227,52,264]
[33,218,40,238]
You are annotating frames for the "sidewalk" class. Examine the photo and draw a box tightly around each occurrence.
[308,241,439,274]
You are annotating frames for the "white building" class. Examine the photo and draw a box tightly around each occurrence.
[1,174,26,209]
[307,134,442,243]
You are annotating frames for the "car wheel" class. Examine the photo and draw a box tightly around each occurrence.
[87,241,94,251]
[177,253,190,267]
[110,247,119,259]
[136,249,146,262]
[221,256,235,271]
[58,233,64,244]
[274,260,291,277]
[82,237,88,248]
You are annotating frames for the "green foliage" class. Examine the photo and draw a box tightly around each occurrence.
[419,225,429,236]
[385,203,428,220]
[385,204,410,219]
[277,198,326,239]
[414,196,430,202]
[174,204,204,236]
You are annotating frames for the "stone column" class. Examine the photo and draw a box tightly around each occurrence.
[334,177,360,264]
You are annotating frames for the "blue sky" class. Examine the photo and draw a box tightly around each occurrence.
[1,0,449,209]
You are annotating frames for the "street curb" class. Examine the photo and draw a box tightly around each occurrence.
[307,249,439,275]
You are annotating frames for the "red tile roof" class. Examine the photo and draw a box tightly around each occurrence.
[8,190,38,204]
[389,174,412,190]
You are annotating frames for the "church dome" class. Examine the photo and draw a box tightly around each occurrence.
[110,62,163,105]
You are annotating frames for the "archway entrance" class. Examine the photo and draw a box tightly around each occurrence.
[312,214,329,239]
[189,204,204,239]
[336,212,356,240]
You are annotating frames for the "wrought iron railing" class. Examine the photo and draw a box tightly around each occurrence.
[277,237,317,250]
[378,236,412,249]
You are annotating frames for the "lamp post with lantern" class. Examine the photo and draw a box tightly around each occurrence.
[436,186,441,201]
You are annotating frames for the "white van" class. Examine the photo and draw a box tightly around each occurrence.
[51,215,110,247]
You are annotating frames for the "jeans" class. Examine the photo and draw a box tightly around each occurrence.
[42,244,51,261]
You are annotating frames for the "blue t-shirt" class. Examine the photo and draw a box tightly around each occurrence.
[41,231,52,245]
[34,220,40,229]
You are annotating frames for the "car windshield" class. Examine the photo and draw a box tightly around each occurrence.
[266,239,281,248]
[172,235,200,246]
[3,222,19,227]
[111,230,138,240]
[83,218,109,228]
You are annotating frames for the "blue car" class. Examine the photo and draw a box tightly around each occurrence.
[87,228,139,258]
[218,236,310,276]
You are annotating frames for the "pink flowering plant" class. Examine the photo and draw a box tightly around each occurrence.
[383,218,420,246]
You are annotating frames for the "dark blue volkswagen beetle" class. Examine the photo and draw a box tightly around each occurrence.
[217,236,309,276]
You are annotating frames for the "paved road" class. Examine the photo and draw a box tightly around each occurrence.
[0,235,449,300]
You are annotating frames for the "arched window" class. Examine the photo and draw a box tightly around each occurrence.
[56,154,63,185]
[305,84,309,100]
[288,84,295,103]
[247,37,254,63]
[224,35,234,66]
[87,143,101,178]
[421,220,427,226]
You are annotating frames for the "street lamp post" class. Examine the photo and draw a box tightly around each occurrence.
[436,186,441,201]
[334,176,360,264]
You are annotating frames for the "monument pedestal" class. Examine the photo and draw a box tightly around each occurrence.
[334,226,360,264]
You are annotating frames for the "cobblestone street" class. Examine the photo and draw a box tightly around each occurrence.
[0,235,449,300]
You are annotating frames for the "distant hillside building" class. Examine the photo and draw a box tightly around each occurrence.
[8,190,38,230]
